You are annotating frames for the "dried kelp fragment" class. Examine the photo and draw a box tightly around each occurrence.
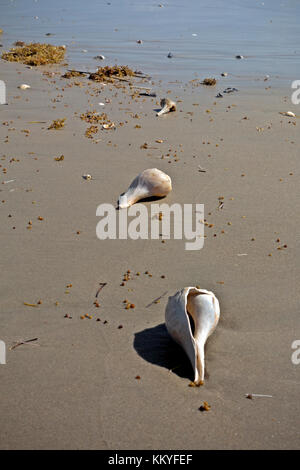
[48,118,66,130]
[201,78,217,86]
[89,65,135,82]
[2,43,66,66]
[62,70,85,79]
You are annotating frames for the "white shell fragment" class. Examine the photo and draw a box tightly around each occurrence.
[118,168,172,209]
[102,122,115,130]
[157,98,176,116]
[18,84,31,90]
[280,111,296,117]
[165,287,220,386]
[83,174,92,180]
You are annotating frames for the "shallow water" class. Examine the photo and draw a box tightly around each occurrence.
[0,0,299,87]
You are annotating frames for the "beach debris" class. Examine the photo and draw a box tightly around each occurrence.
[221,72,228,77]
[48,118,65,130]
[83,174,92,180]
[139,92,157,97]
[201,78,217,86]
[80,111,108,124]
[89,65,135,83]
[85,125,98,138]
[94,55,106,60]
[136,40,143,44]
[235,55,244,59]
[3,179,16,184]
[1,42,66,65]
[146,291,168,308]
[223,87,238,94]
[279,111,296,118]
[95,282,107,298]
[102,122,115,130]
[167,52,173,58]
[216,93,223,98]
[157,98,176,116]
[9,337,39,351]
[246,393,273,399]
[199,401,211,412]
[0,29,3,34]
[62,70,85,79]
[18,84,31,90]
[198,165,207,173]
[23,302,38,307]
[118,168,172,209]
[165,287,220,386]
[54,155,64,161]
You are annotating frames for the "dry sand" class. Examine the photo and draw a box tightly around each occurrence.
[0,60,299,449]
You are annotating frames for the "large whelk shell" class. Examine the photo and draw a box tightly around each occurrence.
[156,98,176,116]
[165,287,220,385]
[118,168,172,209]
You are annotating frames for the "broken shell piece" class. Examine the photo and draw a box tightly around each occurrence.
[157,98,176,116]
[118,168,172,209]
[165,287,220,385]
[102,122,115,129]
[83,174,92,180]
[280,111,296,117]
[18,84,31,90]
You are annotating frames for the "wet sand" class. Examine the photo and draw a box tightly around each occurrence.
[0,59,299,449]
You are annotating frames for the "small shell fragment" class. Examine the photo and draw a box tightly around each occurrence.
[83,174,92,180]
[102,122,115,130]
[18,84,31,90]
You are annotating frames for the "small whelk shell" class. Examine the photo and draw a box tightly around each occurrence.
[157,98,176,116]
[118,168,172,209]
[165,287,220,385]
[280,111,296,118]
[18,84,31,90]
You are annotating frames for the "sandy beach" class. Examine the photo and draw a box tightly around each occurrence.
[0,51,299,450]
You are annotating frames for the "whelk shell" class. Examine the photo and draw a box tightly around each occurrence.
[280,111,296,118]
[165,287,220,386]
[157,98,176,116]
[118,168,172,209]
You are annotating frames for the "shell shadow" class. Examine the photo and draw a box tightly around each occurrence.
[116,194,167,210]
[133,323,194,380]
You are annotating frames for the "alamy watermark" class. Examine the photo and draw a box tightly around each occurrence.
[0,340,6,364]
[96,203,204,250]
[291,340,300,365]
[291,80,300,105]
